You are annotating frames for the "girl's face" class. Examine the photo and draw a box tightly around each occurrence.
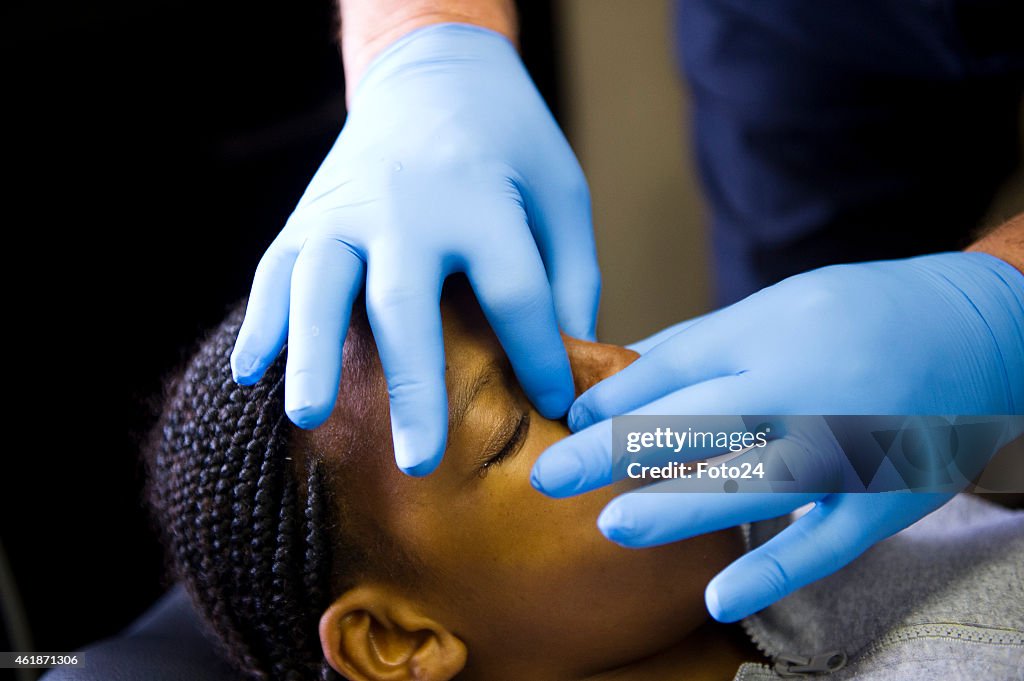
[304,284,743,680]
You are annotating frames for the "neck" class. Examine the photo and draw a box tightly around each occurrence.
[580,620,765,681]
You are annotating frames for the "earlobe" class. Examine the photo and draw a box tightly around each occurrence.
[320,585,467,681]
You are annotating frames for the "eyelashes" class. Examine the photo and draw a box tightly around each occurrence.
[480,411,531,475]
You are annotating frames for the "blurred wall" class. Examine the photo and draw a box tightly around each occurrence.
[557,0,711,345]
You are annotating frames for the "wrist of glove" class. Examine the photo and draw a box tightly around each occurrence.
[352,22,521,108]
[913,252,1024,413]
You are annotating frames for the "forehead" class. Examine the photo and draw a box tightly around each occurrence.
[295,280,504,473]
[286,285,513,576]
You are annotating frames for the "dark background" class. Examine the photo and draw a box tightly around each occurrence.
[2,0,563,663]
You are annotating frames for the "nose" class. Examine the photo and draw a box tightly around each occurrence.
[563,335,640,398]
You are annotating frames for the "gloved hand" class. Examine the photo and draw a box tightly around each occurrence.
[230,24,600,475]
[531,251,1024,621]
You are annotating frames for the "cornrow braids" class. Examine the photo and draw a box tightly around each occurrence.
[145,301,345,681]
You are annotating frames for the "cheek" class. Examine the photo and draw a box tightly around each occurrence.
[416,418,743,672]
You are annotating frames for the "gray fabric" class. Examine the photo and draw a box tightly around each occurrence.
[732,494,1024,680]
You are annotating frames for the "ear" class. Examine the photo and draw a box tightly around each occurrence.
[320,584,467,681]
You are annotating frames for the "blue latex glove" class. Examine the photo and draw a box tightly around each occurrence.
[230,24,600,475]
[625,314,709,355]
[531,251,1024,621]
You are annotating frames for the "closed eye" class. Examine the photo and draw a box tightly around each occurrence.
[480,412,530,476]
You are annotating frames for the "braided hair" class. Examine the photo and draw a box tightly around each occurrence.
[145,300,356,681]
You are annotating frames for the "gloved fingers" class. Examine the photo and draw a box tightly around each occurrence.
[231,238,299,385]
[527,165,602,341]
[568,320,736,431]
[758,418,845,493]
[625,311,718,355]
[365,246,448,476]
[531,418,614,498]
[703,491,952,622]
[595,429,842,545]
[533,378,757,497]
[467,223,575,420]
[597,490,820,548]
[284,236,366,429]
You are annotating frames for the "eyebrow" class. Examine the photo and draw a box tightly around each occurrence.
[449,359,507,436]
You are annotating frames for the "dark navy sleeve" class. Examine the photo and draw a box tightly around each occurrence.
[674,0,1024,304]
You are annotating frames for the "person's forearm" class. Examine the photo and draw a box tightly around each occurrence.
[968,212,1024,275]
[338,0,518,98]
